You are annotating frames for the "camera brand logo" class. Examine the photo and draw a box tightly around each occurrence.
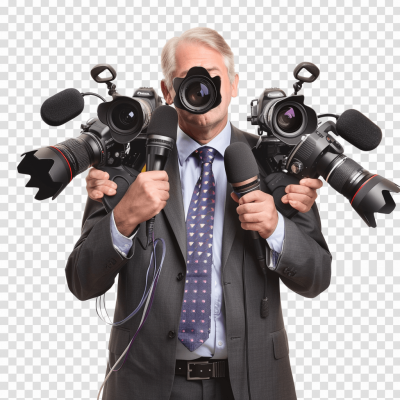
[137,91,150,95]
[284,108,295,119]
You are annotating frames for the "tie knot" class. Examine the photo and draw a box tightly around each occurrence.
[193,146,217,164]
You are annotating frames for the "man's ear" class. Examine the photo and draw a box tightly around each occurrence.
[231,74,239,98]
[161,79,174,105]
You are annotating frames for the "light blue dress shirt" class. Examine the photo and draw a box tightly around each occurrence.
[109,120,285,359]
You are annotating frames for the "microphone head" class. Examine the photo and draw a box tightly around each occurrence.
[40,88,84,126]
[146,105,178,141]
[336,109,382,151]
[224,142,259,184]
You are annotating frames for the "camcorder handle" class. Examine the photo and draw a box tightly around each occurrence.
[263,172,302,219]
[96,165,140,213]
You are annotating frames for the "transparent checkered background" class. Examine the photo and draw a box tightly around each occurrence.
[1,0,399,399]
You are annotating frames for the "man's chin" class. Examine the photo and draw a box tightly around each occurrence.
[178,108,221,128]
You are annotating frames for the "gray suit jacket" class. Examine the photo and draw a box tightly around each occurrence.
[65,123,332,400]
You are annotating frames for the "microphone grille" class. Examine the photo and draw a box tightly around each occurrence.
[224,142,259,184]
[40,88,84,126]
[336,109,382,151]
[146,105,178,141]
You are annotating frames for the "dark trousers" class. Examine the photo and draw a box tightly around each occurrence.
[169,374,235,400]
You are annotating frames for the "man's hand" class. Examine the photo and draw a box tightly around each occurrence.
[230,178,323,239]
[85,167,117,203]
[231,190,279,239]
[113,170,170,236]
[85,167,170,237]
[281,178,323,213]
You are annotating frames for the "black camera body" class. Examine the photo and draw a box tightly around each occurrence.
[254,89,318,146]
[97,86,162,144]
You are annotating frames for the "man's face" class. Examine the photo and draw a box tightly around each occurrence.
[161,41,239,130]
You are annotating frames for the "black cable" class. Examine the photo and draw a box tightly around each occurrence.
[317,113,339,120]
[81,92,107,103]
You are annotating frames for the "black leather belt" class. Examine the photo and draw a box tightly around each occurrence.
[175,357,229,380]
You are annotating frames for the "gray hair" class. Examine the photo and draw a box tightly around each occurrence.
[161,27,236,92]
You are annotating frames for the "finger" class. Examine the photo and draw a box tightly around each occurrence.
[89,185,116,196]
[87,178,118,190]
[239,190,264,205]
[299,178,323,189]
[238,212,264,223]
[157,189,170,201]
[286,192,313,206]
[285,184,317,199]
[145,170,169,181]
[88,168,109,181]
[90,190,105,200]
[152,180,170,191]
[231,192,239,203]
[236,202,264,215]
[288,199,309,213]
[241,222,263,231]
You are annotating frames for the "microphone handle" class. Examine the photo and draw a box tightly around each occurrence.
[249,230,268,276]
[146,217,156,246]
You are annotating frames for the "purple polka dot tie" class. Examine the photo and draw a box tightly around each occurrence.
[178,146,217,352]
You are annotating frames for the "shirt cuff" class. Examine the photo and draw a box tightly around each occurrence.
[110,209,139,257]
[265,211,285,270]
[266,210,285,253]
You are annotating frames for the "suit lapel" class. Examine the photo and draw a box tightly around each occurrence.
[163,143,187,263]
[220,123,251,274]
[162,122,251,271]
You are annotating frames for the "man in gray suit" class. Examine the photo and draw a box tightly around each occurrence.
[66,27,332,400]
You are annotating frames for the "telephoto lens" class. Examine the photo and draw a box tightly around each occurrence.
[17,119,125,200]
[173,66,222,114]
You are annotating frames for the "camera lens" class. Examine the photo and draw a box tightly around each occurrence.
[112,103,139,131]
[119,107,135,126]
[185,81,211,107]
[180,77,216,113]
[276,105,303,133]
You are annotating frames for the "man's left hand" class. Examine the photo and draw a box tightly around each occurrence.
[281,178,323,213]
[231,178,323,239]
[231,190,280,239]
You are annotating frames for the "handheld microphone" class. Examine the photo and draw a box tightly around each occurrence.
[40,88,85,126]
[336,109,382,151]
[145,105,178,246]
[224,142,269,276]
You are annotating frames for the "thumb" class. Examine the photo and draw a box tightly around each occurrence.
[231,191,239,203]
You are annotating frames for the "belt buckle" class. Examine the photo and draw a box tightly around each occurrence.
[187,361,212,380]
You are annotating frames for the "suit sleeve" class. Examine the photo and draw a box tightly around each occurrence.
[272,201,332,298]
[65,196,138,301]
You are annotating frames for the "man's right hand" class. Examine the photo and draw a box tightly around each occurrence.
[85,167,170,237]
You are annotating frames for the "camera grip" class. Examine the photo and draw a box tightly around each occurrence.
[96,165,140,213]
[263,172,301,219]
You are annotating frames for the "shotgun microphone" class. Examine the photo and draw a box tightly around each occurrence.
[336,109,382,151]
[40,88,85,126]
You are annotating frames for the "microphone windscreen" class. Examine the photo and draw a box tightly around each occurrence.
[224,142,259,184]
[40,88,84,126]
[146,105,178,141]
[336,109,382,151]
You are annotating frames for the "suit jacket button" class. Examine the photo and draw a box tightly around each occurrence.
[168,330,176,338]
[177,272,184,281]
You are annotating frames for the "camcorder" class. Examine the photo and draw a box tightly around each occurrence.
[249,62,399,227]
[18,62,399,227]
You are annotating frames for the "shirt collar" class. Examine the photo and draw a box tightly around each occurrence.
[176,118,232,166]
